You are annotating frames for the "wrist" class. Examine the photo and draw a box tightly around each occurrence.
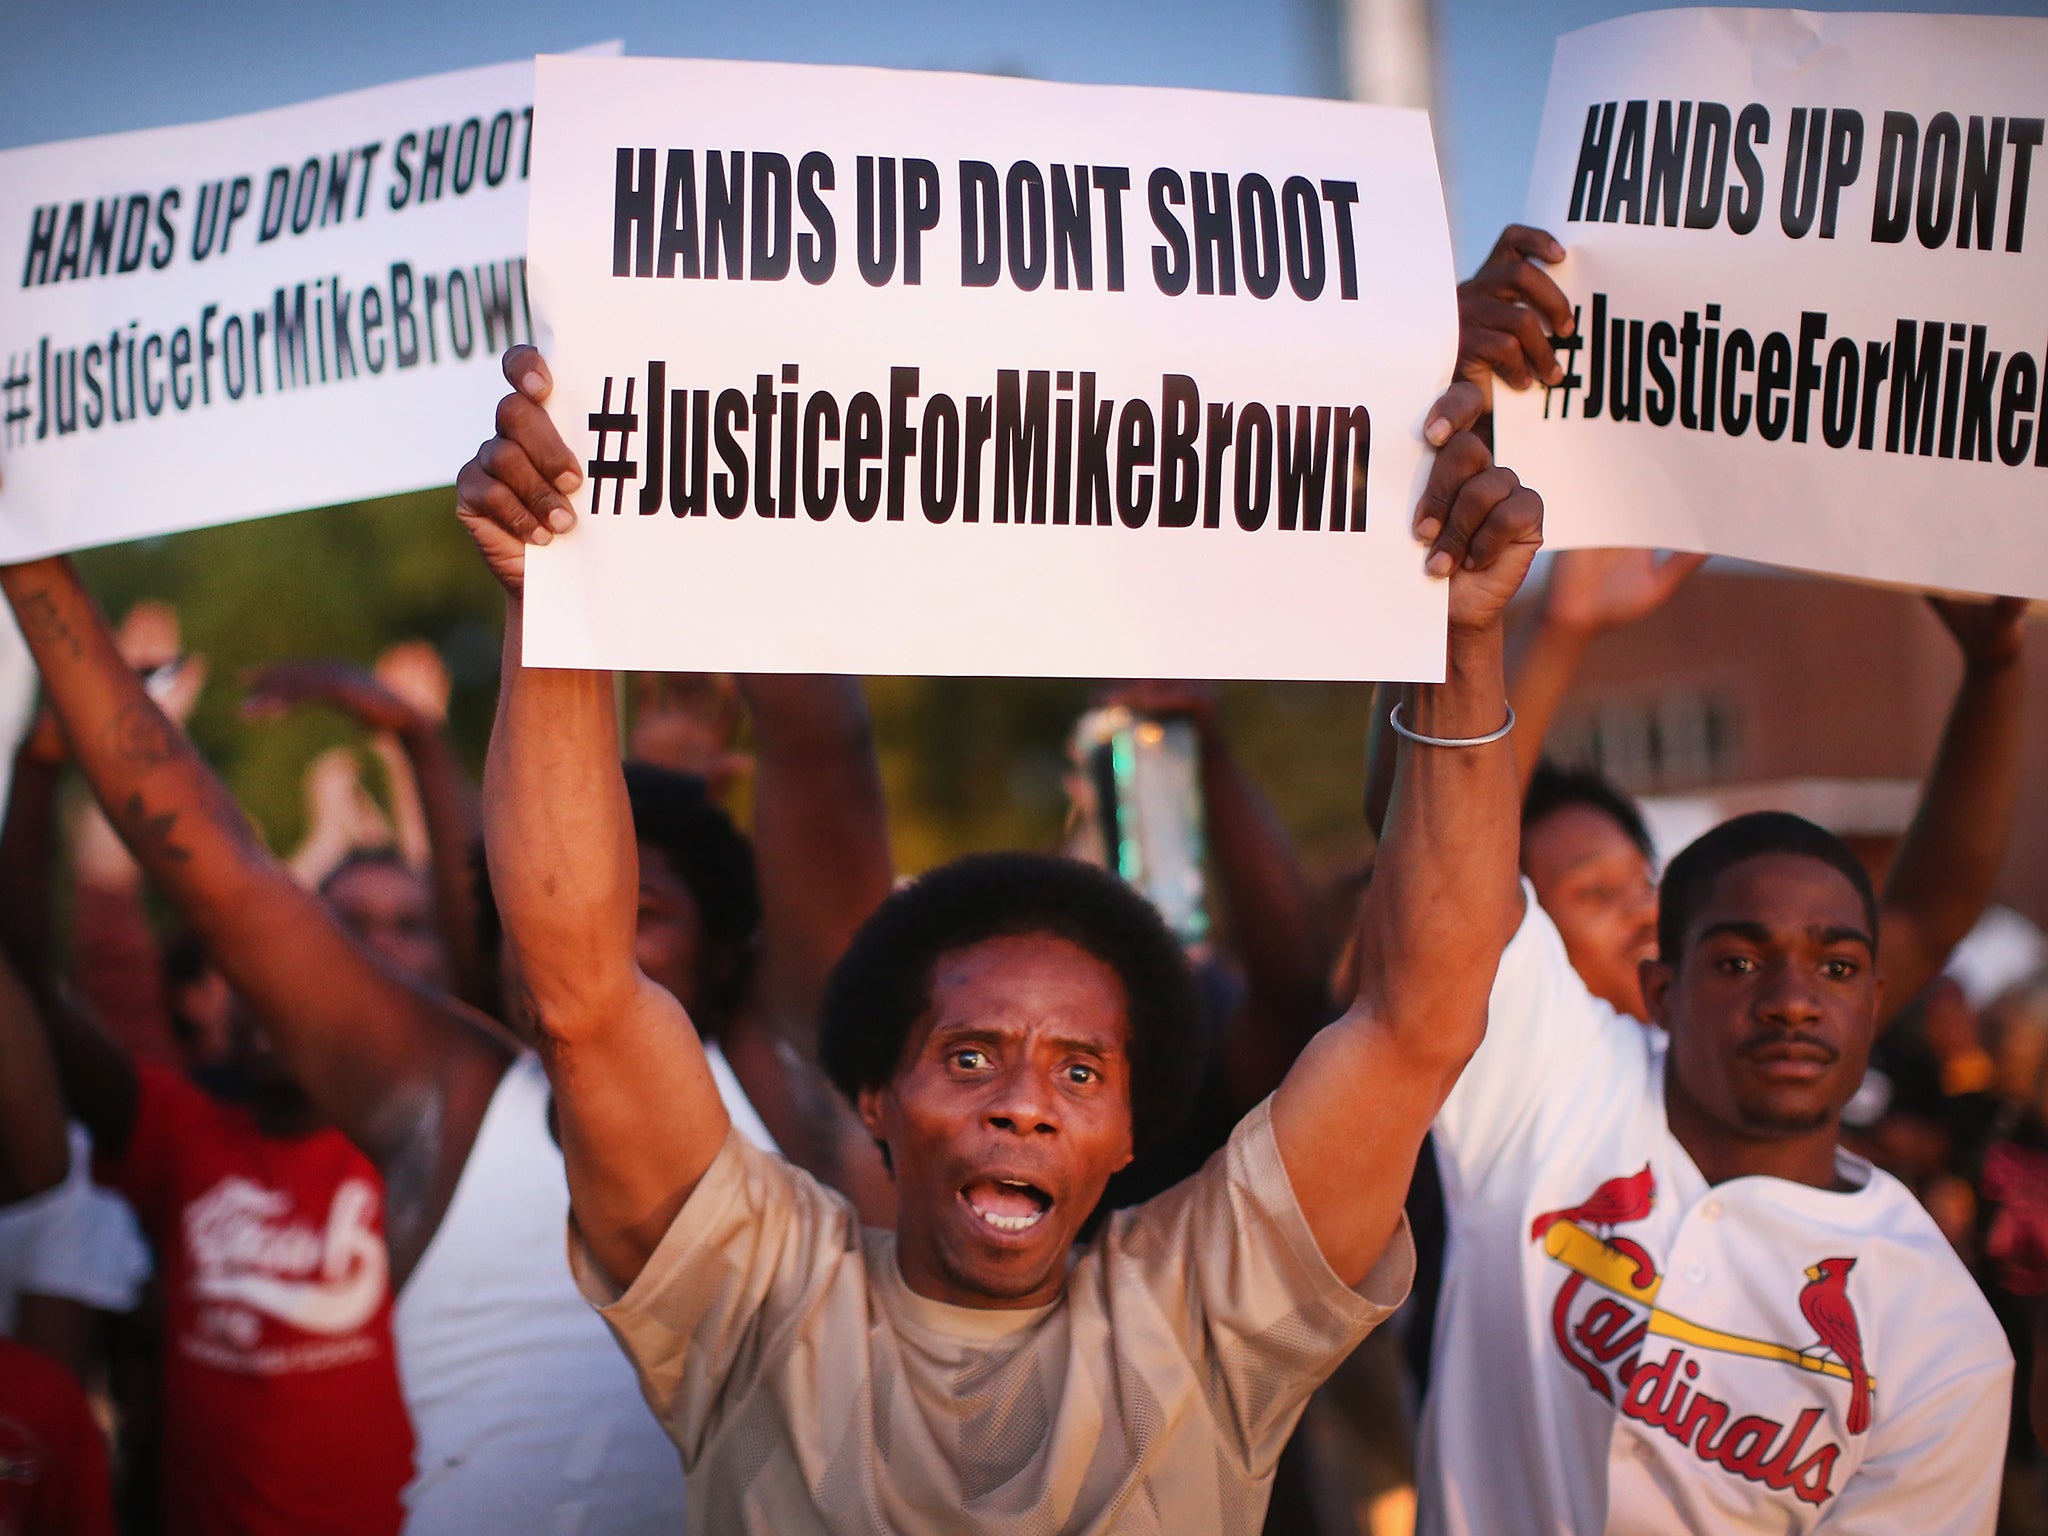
[1413,625,1509,738]
[1964,647,2023,679]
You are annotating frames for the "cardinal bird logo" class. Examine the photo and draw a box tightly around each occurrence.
[1798,1257,1872,1435]
[1531,1165,1656,1243]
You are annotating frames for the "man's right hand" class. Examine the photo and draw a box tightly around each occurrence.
[454,346,584,595]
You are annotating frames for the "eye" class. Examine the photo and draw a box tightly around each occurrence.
[1063,1063,1099,1087]
[950,1047,990,1072]
[1822,957,1860,981]
[1714,954,1756,976]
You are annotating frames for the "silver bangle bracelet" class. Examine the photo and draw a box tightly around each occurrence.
[1387,700,1516,749]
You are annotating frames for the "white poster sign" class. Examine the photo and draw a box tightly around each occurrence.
[0,49,616,560]
[520,56,1457,681]
[1495,9,2048,598]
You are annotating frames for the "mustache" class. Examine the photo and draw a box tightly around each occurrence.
[1736,1030,1841,1064]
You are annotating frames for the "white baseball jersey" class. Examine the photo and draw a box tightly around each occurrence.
[1417,892,2011,1535]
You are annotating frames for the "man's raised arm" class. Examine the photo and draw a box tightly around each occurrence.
[1875,596,2029,1022]
[463,345,732,1288]
[0,559,506,1222]
[1271,382,1540,1288]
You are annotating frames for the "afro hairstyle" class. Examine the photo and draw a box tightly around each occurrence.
[818,851,1205,1156]
[1523,761,1655,862]
[1656,810,1879,967]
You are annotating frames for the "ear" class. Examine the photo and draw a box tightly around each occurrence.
[857,1084,889,1145]
[1639,956,1677,1027]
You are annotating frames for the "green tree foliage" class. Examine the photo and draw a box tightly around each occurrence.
[73,493,1379,895]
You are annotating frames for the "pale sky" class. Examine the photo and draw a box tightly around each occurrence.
[7,0,2046,269]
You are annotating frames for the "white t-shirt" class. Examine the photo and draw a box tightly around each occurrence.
[1417,893,2012,1536]
[0,1122,150,1333]
[393,1045,776,1534]
[572,1097,1414,1535]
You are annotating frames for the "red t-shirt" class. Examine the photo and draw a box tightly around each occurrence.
[99,1066,413,1536]
[0,1338,113,1536]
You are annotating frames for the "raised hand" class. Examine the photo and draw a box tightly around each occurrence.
[628,674,754,793]
[116,600,209,725]
[1415,381,1545,634]
[453,346,583,594]
[1543,548,1709,636]
[374,642,452,725]
[1930,594,2029,673]
[1457,225,1574,403]
[243,660,428,738]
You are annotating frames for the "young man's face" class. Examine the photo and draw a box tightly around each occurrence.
[860,933,1136,1309]
[1644,852,1880,1144]
[1522,804,1659,1019]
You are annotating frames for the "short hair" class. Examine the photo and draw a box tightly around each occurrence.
[621,762,761,953]
[818,852,1204,1154]
[1656,811,1880,966]
[466,767,760,1020]
[1523,761,1654,862]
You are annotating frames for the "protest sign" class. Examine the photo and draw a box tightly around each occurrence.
[1494,9,2048,598]
[519,56,1457,682]
[0,47,616,560]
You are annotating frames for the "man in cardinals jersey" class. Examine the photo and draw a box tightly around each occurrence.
[1416,810,2010,1533]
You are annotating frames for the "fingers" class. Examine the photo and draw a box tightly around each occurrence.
[1461,226,1574,392]
[1486,224,1567,269]
[1411,426,1491,557]
[502,345,552,403]
[1422,380,1486,448]
[1429,465,1526,577]
[494,389,582,499]
[1461,298,1561,388]
[1458,481,1545,574]
[1474,256,1574,333]
[458,433,572,546]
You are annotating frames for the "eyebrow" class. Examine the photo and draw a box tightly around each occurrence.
[1694,919,1874,953]
[1048,1035,1120,1061]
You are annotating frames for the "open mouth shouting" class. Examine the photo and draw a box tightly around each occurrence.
[961,1177,1055,1237]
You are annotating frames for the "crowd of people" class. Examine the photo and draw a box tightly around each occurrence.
[0,221,2040,1536]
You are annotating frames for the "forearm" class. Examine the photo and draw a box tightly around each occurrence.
[1201,733,1330,1100]
[1879,651,2026,1013]
[734,673,892,1045]
[0,560,432,1145]
[1504,605,1591,795]
[2,560,277,932]
[484,600,642,1032]
[396,722,491,1010]
[1362,624,1523,1061]
[0,954,70,1201]
[1271,623,1522,1285]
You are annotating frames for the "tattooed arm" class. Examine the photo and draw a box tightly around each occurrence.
[0,560,511,1275]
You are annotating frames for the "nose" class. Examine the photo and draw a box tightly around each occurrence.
[985,1062,1059,1137]
[1753,957,1823,1026]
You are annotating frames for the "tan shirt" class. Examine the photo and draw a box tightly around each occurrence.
[571,1098,1413,1535]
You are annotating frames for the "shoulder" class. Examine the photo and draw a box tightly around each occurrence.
[1108,1099,1413,1321]
[1853,1164,2009,1354]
